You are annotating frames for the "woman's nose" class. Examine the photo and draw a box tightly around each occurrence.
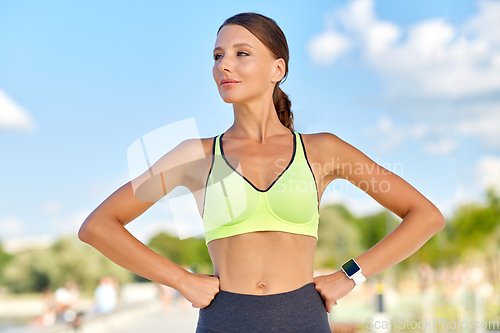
[218,56,232,72]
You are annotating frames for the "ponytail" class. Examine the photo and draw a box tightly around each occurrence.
[273,85,294,131]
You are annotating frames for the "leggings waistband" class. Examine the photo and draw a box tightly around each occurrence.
[216,282,318,300]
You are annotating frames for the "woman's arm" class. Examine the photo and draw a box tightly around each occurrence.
[78,138,208,291]
[313,132,446,312]
[322,132,446,278]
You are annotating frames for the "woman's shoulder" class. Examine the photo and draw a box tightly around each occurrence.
[298,131,342,148]
[299,131,358,162]
[179,136,218,154]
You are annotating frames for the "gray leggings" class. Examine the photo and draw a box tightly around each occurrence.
[195,282,331,333]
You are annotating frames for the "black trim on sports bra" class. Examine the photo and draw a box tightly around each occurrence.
[201,136,217,219]
[298,132,321,212]
[219,128,297,193]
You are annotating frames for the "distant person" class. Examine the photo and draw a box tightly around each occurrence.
[93,276,119,314]
[79,11,446,332]
[54,280,80,323]
[29,287,56,327]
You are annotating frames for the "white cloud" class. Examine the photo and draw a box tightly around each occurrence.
[456,106,500,147]
[0,88,36,131]
[364,21,400,57]
[307,30,351,66]
[313,0,500,99]
[463,0,500,49]
[433,155,500,212]
[41,200,63,215]
[372,115,406,151]
[475,155,500,193]
[364,114,457,155]
[0,217,26,237]
[309,0,500,148]
[48,210,91,238]
[336,0,375,32]
[411,123,427,139]
[424,138,457,155]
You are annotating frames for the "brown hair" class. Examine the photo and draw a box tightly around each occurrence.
[217,12,294,131]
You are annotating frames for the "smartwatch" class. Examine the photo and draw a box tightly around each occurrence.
[341,258,366,286]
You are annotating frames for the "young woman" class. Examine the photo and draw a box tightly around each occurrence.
[79,12,446,333]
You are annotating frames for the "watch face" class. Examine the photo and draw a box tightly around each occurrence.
[342,259,360,276]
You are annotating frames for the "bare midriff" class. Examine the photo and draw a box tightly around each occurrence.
[207,231,317,295]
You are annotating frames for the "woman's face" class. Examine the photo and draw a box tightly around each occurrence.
[212,24,285,104]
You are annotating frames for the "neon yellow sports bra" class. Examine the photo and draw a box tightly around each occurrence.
[202,129,320,245]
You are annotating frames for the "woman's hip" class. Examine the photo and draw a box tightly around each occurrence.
[196,282,331,333]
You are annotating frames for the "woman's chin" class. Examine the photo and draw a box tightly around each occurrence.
[220,95,242,104]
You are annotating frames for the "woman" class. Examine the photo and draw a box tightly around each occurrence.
[79,12,446,333]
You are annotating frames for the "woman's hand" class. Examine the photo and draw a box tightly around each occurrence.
[177,271,220,309]
[313,270,356,313]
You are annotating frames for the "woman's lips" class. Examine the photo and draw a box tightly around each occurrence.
[221,82,239,88]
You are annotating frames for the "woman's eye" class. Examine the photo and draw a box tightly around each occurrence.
[213,52,249,61]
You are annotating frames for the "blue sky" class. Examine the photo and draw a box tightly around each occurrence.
[1,0,499,244]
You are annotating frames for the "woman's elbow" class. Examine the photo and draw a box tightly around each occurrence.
[78,217,97,243]
[429,207,446,231]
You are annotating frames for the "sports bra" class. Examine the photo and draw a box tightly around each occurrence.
[201,128,320,245]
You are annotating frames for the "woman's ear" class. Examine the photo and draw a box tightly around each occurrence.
[272,58,286,83]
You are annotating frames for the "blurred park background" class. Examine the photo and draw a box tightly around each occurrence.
[1,0,499,332]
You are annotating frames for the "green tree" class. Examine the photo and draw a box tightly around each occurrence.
[0,235,133,294]
[315,204,365,269]
[0,241,14,285]
[147,232,212,275]
[445,186,500,260]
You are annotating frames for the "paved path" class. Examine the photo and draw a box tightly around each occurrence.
[108,303,200,333]
[0,301,200,333]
